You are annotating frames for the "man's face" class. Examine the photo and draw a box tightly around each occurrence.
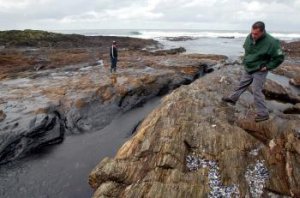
[251,28,264,41]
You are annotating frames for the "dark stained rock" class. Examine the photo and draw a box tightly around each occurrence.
[165,36,197,41]
[0,111,64,164]
[283,103,300,114]
[150,47,186,56]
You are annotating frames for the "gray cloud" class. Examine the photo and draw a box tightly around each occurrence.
[0,0,299,31]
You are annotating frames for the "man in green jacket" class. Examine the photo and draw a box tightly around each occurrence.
[222,21,284,122]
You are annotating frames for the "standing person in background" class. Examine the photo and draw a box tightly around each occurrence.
[222,21,284,122]
[110,41,118,73]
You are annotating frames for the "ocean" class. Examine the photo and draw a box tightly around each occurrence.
[54,29,300,58]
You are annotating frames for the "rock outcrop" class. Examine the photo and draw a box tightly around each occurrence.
[89,63,300,197]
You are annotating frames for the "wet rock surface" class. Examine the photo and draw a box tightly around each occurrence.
[274,41,300,88]
[0,44,225,164]
[89,61,300,197]
[264,79,300,104]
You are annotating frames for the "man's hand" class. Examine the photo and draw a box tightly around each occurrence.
[260,66,267,71]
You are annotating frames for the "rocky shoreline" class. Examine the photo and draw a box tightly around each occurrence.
[0,30,227,164]
[1,30,300,197]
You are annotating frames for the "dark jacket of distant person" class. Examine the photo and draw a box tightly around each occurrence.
[110,44,118,60]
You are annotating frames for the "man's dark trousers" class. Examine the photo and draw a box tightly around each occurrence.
[111,58,117,73]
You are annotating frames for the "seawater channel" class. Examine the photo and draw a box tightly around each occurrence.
[0,98,161,198]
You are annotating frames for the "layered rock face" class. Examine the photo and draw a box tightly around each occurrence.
[89,64,300,197]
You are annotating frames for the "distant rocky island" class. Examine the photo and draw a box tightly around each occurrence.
[0,30,300,197]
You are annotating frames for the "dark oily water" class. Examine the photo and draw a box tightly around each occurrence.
[0,97,161,198]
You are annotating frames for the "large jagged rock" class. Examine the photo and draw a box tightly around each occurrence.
[89,64,300,197]
[165,36,196,41]
[0,111,64,164]
[264,79,300,104]
[150,47,186,55]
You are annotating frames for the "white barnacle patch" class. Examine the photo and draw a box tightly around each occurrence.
[186,155,240,198]
[245,160,269,198]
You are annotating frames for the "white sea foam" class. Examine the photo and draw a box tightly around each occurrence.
[55,29,300,41]
[270,32,300,39]
[135,30,300,41]
[54,29,300,57]
[135,30,248,39]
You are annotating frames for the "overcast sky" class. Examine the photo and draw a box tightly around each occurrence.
[0,0,299,31]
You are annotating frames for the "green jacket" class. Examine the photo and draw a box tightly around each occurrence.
[243,32,284,73]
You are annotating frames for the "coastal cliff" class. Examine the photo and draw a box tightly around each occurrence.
[89,58,300,197]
